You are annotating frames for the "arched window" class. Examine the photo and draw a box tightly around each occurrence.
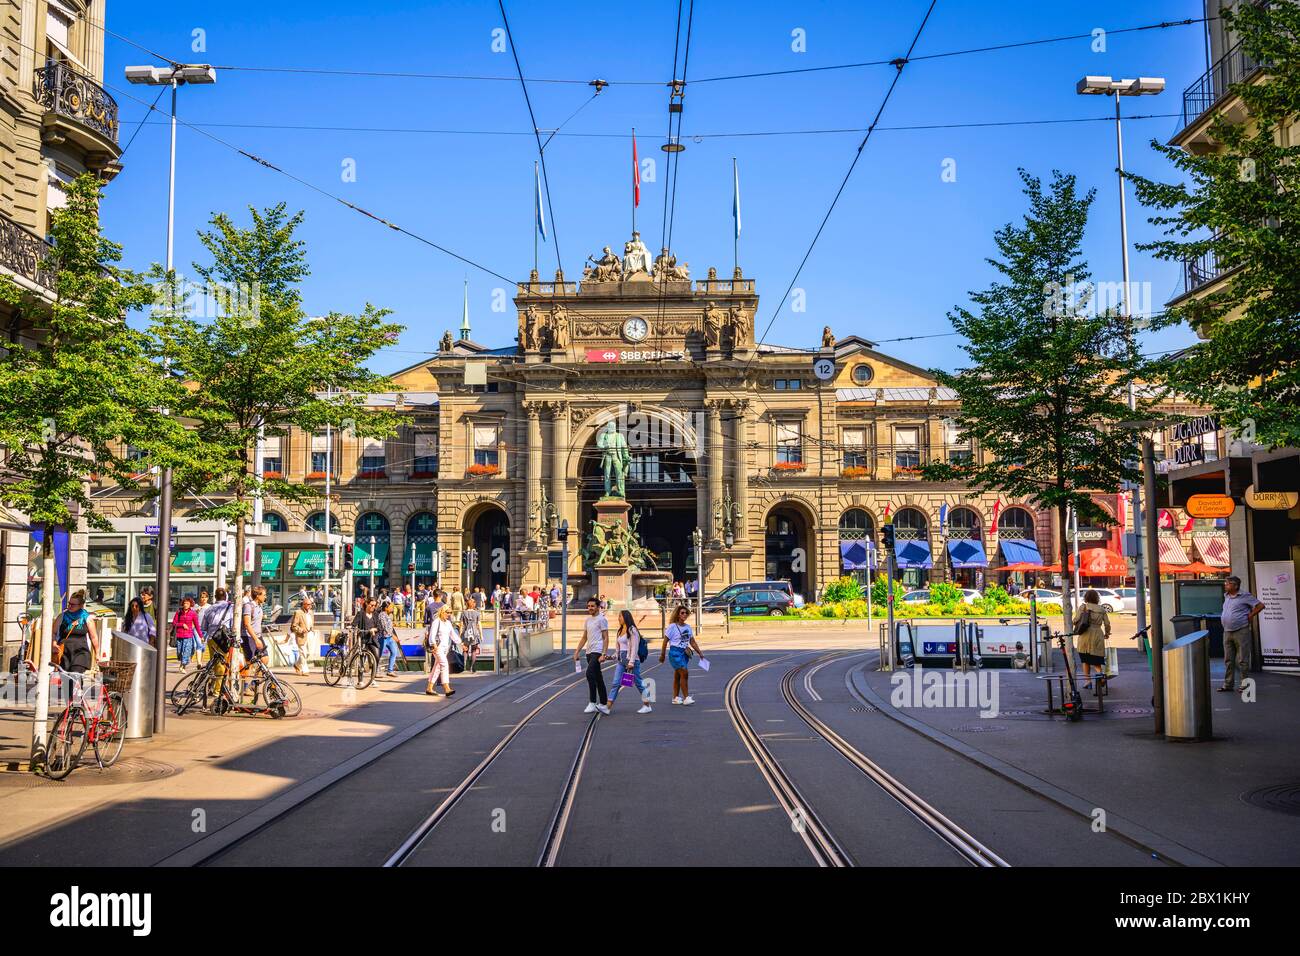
[838,508,874,540]
[893,507,929,540]
[407,511,439,582]
[998,506,1035,538]
[305,511,339,534]
[264,512,288,533]
[947,507,981,540]
[354,512,390,583]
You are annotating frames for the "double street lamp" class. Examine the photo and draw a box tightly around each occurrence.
[125,62,217,736]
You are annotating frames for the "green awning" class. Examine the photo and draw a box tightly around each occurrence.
[355,538,390,575]
[260,550,283,576]
[292,550,327,579]
[170,546,215,575]
[412,537,438,575]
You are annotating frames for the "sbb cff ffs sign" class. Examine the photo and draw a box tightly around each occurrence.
[585,348,682,363]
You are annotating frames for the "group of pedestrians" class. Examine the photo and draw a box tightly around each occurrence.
[572,602,704,716]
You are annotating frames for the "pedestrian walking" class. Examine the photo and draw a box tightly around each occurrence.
[172,596,203,670]
[56,591,101,674]
[660,604,703,705]
[288,597,314,677]
[1070,589,1111,688]
[450,585,466,625]
[425,605,456,696]
[377,601,402,678]
[122,596,156,646]
[461,597,483,672]
[1219,575,1264,692]
[608,609,652,714]
[574,598,611,715]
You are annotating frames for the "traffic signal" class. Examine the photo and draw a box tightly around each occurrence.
[881,523,895,551]
[557,520,569,542]
[343,543,354,571]
[468,548,479,571]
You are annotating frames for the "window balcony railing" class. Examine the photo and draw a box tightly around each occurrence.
[1183,247,1226,295]
[0,209,55,292]
[838,445,979,480]
[1180,39,1266,133]
[34,60,120,146]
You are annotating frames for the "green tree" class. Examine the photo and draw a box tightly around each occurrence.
[0,174,191,767]
[922,171,1155,622]
[1128,2,1300,449]
[152,203,402,645]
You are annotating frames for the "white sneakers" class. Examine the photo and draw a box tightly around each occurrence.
[637,704,653,714]
[596,704,611,716]
[672,696,682,705]
[682,696,695,706]
[583,702,598,714]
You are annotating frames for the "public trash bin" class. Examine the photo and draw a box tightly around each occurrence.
[1163,629,1212,742]
[110,628,158,740]
[1172,613,1224,658]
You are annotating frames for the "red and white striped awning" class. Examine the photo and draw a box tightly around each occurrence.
[1157,535,1190,566]
[1192,532,1231,568]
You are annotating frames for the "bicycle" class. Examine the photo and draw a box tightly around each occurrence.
[322,627,377,689]
[44,663,132,780]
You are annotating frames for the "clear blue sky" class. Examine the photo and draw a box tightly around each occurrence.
[101,0,1210,376]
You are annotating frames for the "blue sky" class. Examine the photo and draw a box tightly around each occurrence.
[101,0,1210,376]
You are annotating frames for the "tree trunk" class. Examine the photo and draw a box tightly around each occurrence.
[29,523,57,770]
[233,515,245,650]
[1057,502,1078,673]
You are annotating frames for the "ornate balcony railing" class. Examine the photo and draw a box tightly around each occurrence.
[1183,247,1225,295]
[0,210,55,292]
[34,60,120,144]
[1180,39,1265,133]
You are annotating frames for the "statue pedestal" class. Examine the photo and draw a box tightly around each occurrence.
[593,497,631,529]
[589,498,631,608]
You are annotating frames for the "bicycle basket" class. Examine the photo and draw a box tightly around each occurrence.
[98,661,137,695]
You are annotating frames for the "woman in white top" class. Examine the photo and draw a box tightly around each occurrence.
[425,605,457,697]
[608,609,652,714]
[660,604,703,705]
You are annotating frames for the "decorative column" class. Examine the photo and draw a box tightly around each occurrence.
[551,403,570,545]
[734,399,751,544]
[707,400,724,545]
[524,402,542,548]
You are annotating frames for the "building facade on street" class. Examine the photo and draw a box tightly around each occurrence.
[1162,0,1300,667]
[1,0,121,661]
[89,241,1220,609]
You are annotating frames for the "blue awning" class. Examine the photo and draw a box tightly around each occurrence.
[998,538,1043,566]
[945,539,988,568]
[840,540,875,571]
[895,540,933,569]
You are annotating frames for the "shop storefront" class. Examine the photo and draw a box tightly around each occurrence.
[87,521,222,615]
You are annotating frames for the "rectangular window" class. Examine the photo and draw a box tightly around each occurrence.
[894,426,921,471]
[310,451,328,473]
[261,435,283,476]
[473,424,500,467]
[359,438,385,474]
[787,378,801,390]
[776,421,802,464]
[842,427,867,469]
[1200,430,1219,462]
[262,456,282,475]
[413,432,438,475]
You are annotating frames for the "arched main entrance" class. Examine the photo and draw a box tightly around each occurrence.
[765,502,814,599]
[463,503,509,593]
[576,407,699,582]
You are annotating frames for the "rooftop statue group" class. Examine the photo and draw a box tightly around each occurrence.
[581,232,689,283]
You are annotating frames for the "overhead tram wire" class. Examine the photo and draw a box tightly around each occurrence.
[747,0,939,379]
[101,75,515,285]
[497,0,564,275]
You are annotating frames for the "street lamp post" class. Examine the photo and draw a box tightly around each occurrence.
[125,63,217,736]
[1077,74,1165,653]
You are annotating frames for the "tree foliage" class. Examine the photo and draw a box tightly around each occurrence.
[0,174,190,531]
[1128,2,1300,449]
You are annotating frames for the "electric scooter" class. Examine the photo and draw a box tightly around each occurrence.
[1055,630,1084,722]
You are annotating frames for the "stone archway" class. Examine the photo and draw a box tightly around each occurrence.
[461,501,510,593]
[764,499,817,599]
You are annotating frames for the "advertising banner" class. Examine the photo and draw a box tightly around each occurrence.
[1255,560,1299,671]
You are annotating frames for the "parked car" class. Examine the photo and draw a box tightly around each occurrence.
[702,582,795,616]
[1088,588,1124,614]
[1114,587,1140,614]
[1024,588,1063,606]
[900,588,982,604]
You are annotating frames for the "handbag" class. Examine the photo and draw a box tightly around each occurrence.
[447,645,466,674]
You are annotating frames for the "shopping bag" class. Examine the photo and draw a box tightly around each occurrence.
[620,671,636,688]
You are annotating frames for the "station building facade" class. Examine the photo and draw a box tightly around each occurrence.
[85,243,1224,607]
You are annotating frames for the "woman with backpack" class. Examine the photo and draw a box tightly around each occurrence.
[425,604,457,697]
[660,604,703,706]
[1071,589,1112,689]
[608,609,652,714]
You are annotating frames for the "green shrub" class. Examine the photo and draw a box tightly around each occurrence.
[821,576,864,604]
[928,581,964,605]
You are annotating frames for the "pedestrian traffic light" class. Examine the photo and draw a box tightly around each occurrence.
[557,520,569,542]
[343,543,354,571]
[882,523,895,551]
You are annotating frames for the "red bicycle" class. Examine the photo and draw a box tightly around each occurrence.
[43,662,133,780]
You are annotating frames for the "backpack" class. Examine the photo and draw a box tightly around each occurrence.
[637,632,649,663]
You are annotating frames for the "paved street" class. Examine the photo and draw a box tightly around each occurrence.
[3,622,1296,869]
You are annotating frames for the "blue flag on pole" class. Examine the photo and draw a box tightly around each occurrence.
[938,502,948,534]
[535,162,547,241]
[732,158,741,239]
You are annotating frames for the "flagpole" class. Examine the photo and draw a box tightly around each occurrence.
[534,160,539,279]
[732,157,739,278]
[631,128,637,236]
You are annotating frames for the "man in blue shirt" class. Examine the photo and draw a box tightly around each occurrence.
[1219,576,1264,692]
